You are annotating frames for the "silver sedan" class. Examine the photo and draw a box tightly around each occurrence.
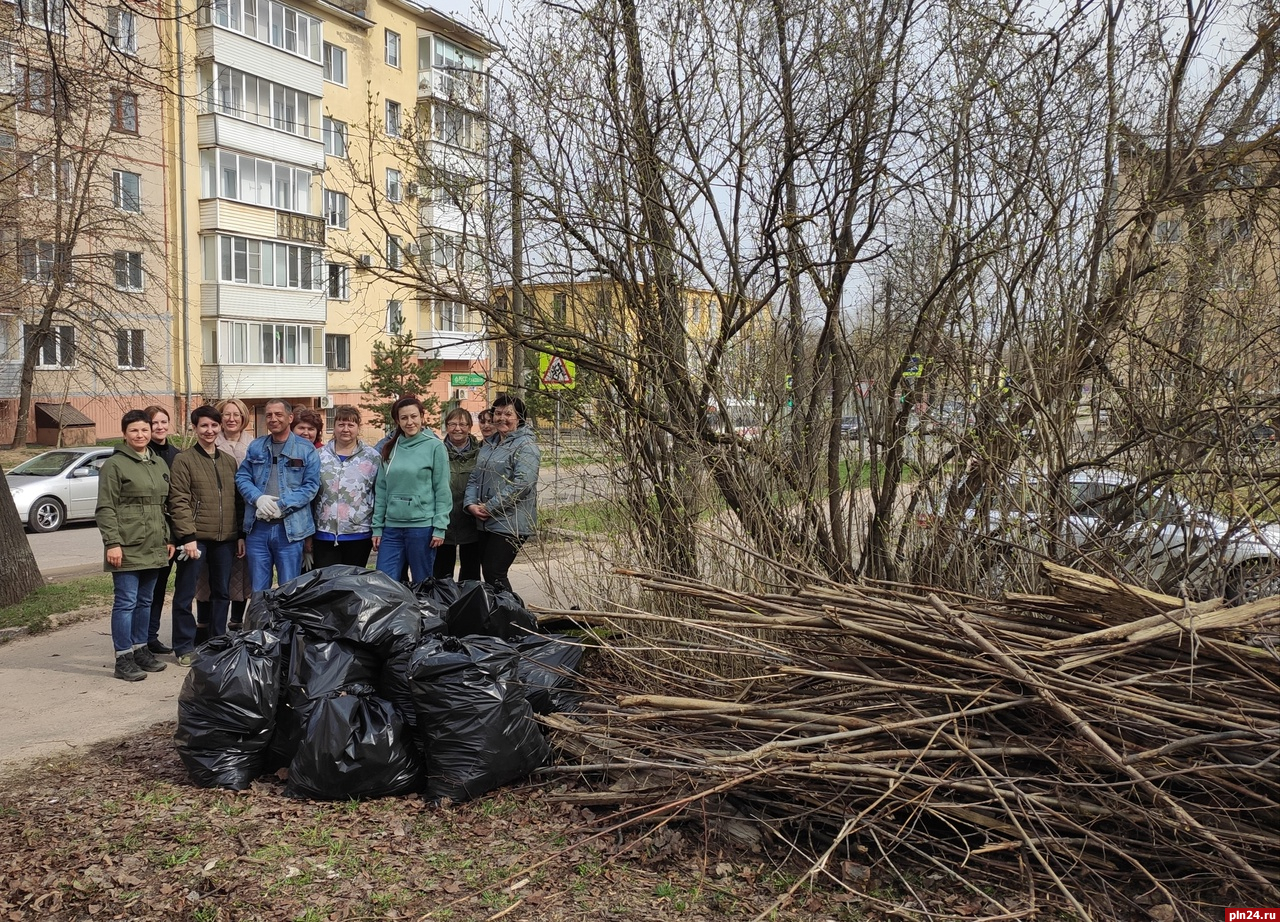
[5,448,114,533]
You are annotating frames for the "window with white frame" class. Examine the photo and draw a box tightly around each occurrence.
[323,189,347,228]
[203,234,324,290]
[216,319,321,364]
[1154,218,1182,245]
[385,168,401,203]
[24,323,74,367]
[17,0,66,32]
[386,299,404,334]
[426,229,457,269]
[385,99,401,137]
[199,149,311,212]
[110,6,137,53]
[322,41,346,84]
[196,62,318,138]
[198,0,322,63]
[326,262,348,299]
[325,333,350,370]
[386,234,402,269]
[116,328,145,368]
[16,65,52,113]
[323,117,347,157]
[18,152,72,200]
[18,239,70,282]
[385,29,400,67]
[114,250,143,290]
[113,170,142,212]
[433,299,465,332]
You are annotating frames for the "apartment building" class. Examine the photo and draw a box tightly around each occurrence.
[0,0,174,445]
[175,0,493,438]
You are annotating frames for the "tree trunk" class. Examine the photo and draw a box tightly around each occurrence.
[0,468,45,607]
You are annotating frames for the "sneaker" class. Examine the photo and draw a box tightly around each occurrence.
[175,651,196,667]
[133,646,168,673]
[114,652,147,682]
[147,639,173,655]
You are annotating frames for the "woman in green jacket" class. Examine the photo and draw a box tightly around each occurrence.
[97,410,175,681]
[372,396,452,584]
[433,406,483,581]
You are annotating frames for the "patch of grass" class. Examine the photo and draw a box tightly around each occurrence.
[0,575,114,632]
[160,845,201,869]
[192,906,218,922]
[539,499,626,535]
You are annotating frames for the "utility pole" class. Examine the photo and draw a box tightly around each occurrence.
[510,138,525,396]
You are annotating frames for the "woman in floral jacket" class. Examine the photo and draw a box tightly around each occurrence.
[308,405,381,569]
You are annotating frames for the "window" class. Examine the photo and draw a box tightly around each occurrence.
[426,230,457,269]
[19,239,70,282]
[325,333,350,370]
[385,29,400,67]
[24,324,75,367]
[198,150,311,211]
[552,291,567,324]
[113,170,142,212]
[326,262,348,299]
[323,117,347,157]
[116,329,145,368]
[112,89,139,132]
[431,102,478,150]
[1154,218,1182,245]
[323,189,348,228]
[114,251,143,290]
[385,99,401,137]
[197,62,318,139]
[1209,216,1252,245]
[434,299,465,331]
[110,7,138,53]
[205,234,324,290]
[495,340,508,370]
[386,234,402,269]
[322,42,346,84]
[18,0,66,32]
[199,0,322,62]
[18,153,71,199]
[385,168,401,203]
[386,299,404,334]
[16,65,52,113]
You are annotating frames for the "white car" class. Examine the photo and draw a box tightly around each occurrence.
[5,448,115,533]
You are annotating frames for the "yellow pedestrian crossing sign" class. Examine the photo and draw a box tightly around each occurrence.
[539,353,576,389]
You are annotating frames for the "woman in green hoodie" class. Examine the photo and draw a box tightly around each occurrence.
[372,395,452,584]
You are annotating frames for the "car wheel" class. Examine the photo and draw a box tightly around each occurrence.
[28,496,65,533]
[1229,559,1280,605]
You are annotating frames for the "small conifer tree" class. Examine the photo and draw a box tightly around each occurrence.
[361,334,444,432]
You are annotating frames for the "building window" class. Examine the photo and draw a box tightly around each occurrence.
[199,0,322,63]
[323,117,347,157]
[216,320,322,365]
[386,300,404,334]
[18,153,72,200]
[552,291,567,324]
[18,0,66,32]
[205,234,324,290]
[385,29,400,67]
[16,65,52,113]
[323,189,348,229]
[1154,218,1182,245]
[197,62,317,138]
[432,102,477,150]
[434,299,465,332]
[116,329,145,368]
[426,229,457,269]
[322,42,346,85]
[385,168,401,203]
[112,89,139,133]
[325,333,350,370]
[386,234,402,269]
[114,251,143,290]
[496,341,508,370]
[24,323,75,367]
[326,262,349,300]
[112,170,142,212]
[19,239,70,282]
[385,99,401,137]
[110,7,138,53]
[199,149,311,212]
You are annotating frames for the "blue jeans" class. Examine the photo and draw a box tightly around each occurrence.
[172,539,235,655]
[246,521,304,592]
[111,569,161,654]
[376,526,435,585]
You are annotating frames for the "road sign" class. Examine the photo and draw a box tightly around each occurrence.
[903,354,924,378]
[450,372,485,387]
[539,353,576,389]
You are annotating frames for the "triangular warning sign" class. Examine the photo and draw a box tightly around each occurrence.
[541,355,574,385]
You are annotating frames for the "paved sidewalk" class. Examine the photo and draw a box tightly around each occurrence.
[0,558,570,771]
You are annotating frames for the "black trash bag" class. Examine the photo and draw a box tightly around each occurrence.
[247,565,422,657]
[491,589,540,641]
[175,630,286,789]
[378,636,418,731]
[443,580,494,637]
[411,577,461,619]
[420,612,447,637]
[177,747,264,791]
[269,635,381,769]
[287,684,422,800]
[515,634,586,715]
[409,636,551,802]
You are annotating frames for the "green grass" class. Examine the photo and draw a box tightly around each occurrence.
[538,499,628,535]
[0,574,114,632]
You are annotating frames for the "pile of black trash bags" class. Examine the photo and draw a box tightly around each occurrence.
[174,566,585,801]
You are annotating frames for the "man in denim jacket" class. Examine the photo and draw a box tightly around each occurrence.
[235,399,320,591]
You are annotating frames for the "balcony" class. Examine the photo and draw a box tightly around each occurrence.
[277,211,325,247]
[417,68,485,110]
[200,363,327,400]
[0,359,20,399]
[416,328,487,361]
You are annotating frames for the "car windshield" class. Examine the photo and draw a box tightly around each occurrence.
[9,452,84,477]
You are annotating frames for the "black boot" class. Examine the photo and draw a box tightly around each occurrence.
[132,646,167,673]
[114,652,147,682]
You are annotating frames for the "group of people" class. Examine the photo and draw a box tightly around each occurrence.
[97,393,540,682]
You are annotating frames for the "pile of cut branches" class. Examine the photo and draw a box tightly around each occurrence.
[539,562,1280,921]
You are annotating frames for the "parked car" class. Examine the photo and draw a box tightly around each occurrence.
[916,468,1280,603]
[5,447,114,533]
[840,416,863,439]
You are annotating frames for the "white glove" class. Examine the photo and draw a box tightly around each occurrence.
[255,495,282,520]
[302,550,314,571]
